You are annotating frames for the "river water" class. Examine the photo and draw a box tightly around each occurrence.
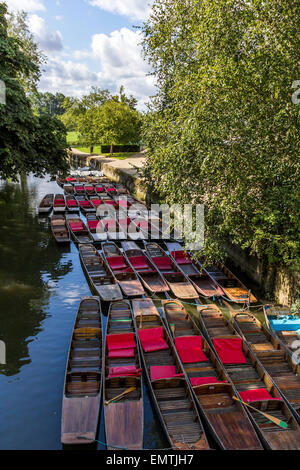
[0,174,167,450]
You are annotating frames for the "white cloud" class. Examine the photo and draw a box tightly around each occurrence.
[28,15,63,52]
[92,28,156,108]
[5,0,45,12]
[89,0,153,21]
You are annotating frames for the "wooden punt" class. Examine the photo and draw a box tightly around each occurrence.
[230,309,300,422]
[95,184,106,195]
[51,214,70,244]
[131,298,210,450]
[38,193,54,214]
[63,184,74,195]
[101,242,145,297]
[104,300,144,450]
[76,196,96,214]
[89,196,102,212]
[263,304,300,354]
[66,215,93,244]
[53,194,66,213]
[85,184,96,197]
[197,304,300,449]
[85,214,107,243]
[105,185,117,196]
[121,241,170,294]
[165,242,223,298]
[74,184,86,196]
[161,300,263,450]
[61,297,102,445]
[197,259,257,304]
[144,242,199,300]
[65,195,79,213]
[79,244,122,301]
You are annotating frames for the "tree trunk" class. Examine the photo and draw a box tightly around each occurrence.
[110,144,113,155]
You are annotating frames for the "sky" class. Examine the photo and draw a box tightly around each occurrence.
[5,0,155,110]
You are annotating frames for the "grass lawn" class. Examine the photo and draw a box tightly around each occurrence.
[67,133,139,159]
[66,131,80,145]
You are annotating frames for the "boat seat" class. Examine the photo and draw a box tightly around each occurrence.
[150,365,184,381]
[171,251,191,265]
[138,327,169,353]
[152,256,173,271]
[107,332,136,358]
[213,338,247,364]
[108,366,142,378]
[175,336,208,363]
[129,256,150,270]
[69,222,84,232]
[106,256,128,270]
[190,376,227,387]
[239,388,282,403]
[88,220,100,229]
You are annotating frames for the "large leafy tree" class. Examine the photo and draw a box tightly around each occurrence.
[142,0,300,269]
[0,2,68,180]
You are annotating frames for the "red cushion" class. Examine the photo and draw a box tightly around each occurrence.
[106,256,128,270]
[239,388,282,403]
[129,256,150,270]
[175,336,208,363]
[96,187,105,192]
[66,177,75,182]
[213,338,247,364]
[106,187,116,192]
[75,186,84,191]
[85,186,94,190]
[66,200,78,207]
[108,348,135,358]
[69,222,83,231]
[103,200,115,206]
[138,327,169,353]
[79,201,91,206]
[152,256,173,271]
[91,199,102,206]
[172,250,191,265]
[150,366,184,381]
[109,366,142,378]
[190,376,227,387]
[107,332,135,350]
[88,220,100,229]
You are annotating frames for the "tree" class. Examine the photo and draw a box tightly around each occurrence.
[141,0,300,269]
[31,91,66,116]
[0,2,68,180]
[95,100,141,154]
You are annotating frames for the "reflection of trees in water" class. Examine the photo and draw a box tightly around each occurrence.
[0,176,73,376]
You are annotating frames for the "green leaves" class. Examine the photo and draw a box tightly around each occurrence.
[141,0,300,268]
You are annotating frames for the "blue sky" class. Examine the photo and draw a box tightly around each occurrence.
[5,0,155,109]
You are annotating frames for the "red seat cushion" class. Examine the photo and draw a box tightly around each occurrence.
[66,177,75,182]
[171,250,191,265]
[106,187,116,192]
[69,222,83,231]
[91,199,102,206]
[213,338,247,364]
[106,256,128,271]
[175,336,208,363]
[106,333,136,359]
[129,256,150,270]
[85,186,94,191]
[109,366,142,378]
[138,327,169,353]
[239,388,281,403]
[79,201,91,207]
[88,220,100,229]
[150,365,184,381]
[66,200,78,207]
[152,256,173,271]
[75,186,84,191]
[108,348,135,358]
[96,187,105,192]
[190,376,227,387]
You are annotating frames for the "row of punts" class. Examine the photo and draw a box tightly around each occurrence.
[61,298,300,450]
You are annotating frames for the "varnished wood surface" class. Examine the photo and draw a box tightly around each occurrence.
[51,214,70,244]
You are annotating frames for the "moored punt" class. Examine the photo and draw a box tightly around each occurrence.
[66,215,93,244]
[121,241,170,294]
[63,183,74,195]
[161,300,263,450]
[74,184,86,196]
[79,244,122,301]
[95,185,106,195]
[38,193,54,214]
[263,304,300,354]
[76,196,95,214]
[85,184,96,197]
[105,185,117,195]
[61,297,102,445]
[144,242,199,300]
[102,218,126,241]
[165,242,224,298]
[51,214,70,244]
[86,214,107,242]
[197,304,300,450]
[89,196,103,211]
[65,195,79,213]
[229,309,300,422]
[131,298,210,450]
[198,259,257,304]
[104,300,143,450]
[53,194,66,213]
[102,242,145,297]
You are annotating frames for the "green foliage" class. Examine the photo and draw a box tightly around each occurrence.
[31,91,66,116]
[0,2,68,180]
[141,0,300,268]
